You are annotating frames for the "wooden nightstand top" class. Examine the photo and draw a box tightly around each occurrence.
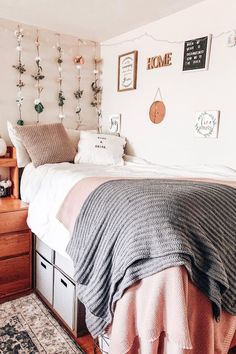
[0,197,28,214]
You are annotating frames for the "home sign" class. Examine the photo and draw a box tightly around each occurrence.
[147,53,172,70]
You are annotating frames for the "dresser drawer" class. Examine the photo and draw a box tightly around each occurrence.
[0,231,31,259]
[36,253,53,304]
[0,254,31,298]
[0,210,28,234]
[54,268,75,329]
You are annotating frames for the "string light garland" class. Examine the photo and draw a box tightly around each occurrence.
[77,30,235,47]
[12,25,25,126]
[0,21,234,44]
[91,42,103,133]
[56,34,66,122]
[32,29,45,123]
[73,40,85,129]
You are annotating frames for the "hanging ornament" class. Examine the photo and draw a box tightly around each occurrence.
[91,42,103,132]
[149,88,166,124]
[34,98,44,113]
[74,54,85,65]
[32,29,45,123]
[73,39,85,129]
[56,34,66,122]
[12,25,26,126]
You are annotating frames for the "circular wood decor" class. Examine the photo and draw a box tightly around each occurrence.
[149,101,166,124]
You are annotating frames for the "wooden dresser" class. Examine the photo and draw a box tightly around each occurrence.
[0,197,32,301]
[0,146,32,301]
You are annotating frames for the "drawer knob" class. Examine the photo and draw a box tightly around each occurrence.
[61,279,67,287]
[41,262,47,269]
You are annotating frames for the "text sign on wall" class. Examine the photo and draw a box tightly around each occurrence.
[183,35,212,72]
[147,53,172,70]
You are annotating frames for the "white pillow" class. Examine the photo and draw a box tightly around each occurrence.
[65,128,81,151]
[74,131,126,165]
[66,128,97,151]
[7,121,31,167]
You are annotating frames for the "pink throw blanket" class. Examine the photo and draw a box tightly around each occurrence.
[107,266,236,354]
[57,176,125,234]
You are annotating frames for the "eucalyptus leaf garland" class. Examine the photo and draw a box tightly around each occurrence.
[58,90,65,107]
[56,35,65,122]
[32,30,45,122]
[12,30,103,128]
[73,42,85,128]
[12,25,25,126]
[91,44,103,132]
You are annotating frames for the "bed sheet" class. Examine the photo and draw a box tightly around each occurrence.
[21,156,236,257]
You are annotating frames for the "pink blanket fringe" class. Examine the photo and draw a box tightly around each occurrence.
[108,267,236,354]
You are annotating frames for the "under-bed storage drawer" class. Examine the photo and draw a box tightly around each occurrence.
[55,252,75,279]
[53,268,75,329]
[35,237,54,263]
[36,253,53,304]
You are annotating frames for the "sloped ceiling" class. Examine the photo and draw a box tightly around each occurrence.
[0,0,204,41]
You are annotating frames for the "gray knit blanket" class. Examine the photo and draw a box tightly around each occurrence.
[66,179,236,337]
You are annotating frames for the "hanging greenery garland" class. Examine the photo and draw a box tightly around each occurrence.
[73,40,85,129]
[32,30,45,123]
[56,34,66,122]
[12,25,25,126]
[91,42,103,132]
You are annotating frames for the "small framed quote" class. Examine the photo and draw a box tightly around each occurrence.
[183,35,212,72]
[118,50,138,92]
[194,111,220,138]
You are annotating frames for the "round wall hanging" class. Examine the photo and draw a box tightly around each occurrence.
[149,100,166,124]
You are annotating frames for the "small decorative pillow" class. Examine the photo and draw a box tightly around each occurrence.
[7,121,31,168]
[16,123,76,167]
[65,128,97,151]
[74,131,126,165]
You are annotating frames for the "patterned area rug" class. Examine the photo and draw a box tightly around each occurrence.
[0,293,85,354]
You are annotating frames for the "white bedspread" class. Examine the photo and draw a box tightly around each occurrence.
[21,156,236,257]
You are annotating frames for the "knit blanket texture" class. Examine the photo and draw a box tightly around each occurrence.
[66,179,236,337]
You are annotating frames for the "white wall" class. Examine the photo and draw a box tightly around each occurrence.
[101,0,236,168]
[0,17,98,144]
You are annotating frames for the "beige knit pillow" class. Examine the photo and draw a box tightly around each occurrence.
[16,123,76,167]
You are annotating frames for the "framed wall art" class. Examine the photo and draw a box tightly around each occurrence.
[109,114,121,135]
[118,50,138,92]
[194,110,220,138]
[183,34,212,72]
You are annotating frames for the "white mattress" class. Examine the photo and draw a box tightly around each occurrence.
[21,156,236,257]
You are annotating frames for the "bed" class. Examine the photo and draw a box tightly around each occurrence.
[20,156,236,354]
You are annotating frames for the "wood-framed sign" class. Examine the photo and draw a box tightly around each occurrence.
[183,34,212,72]
[118,50,138,92]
